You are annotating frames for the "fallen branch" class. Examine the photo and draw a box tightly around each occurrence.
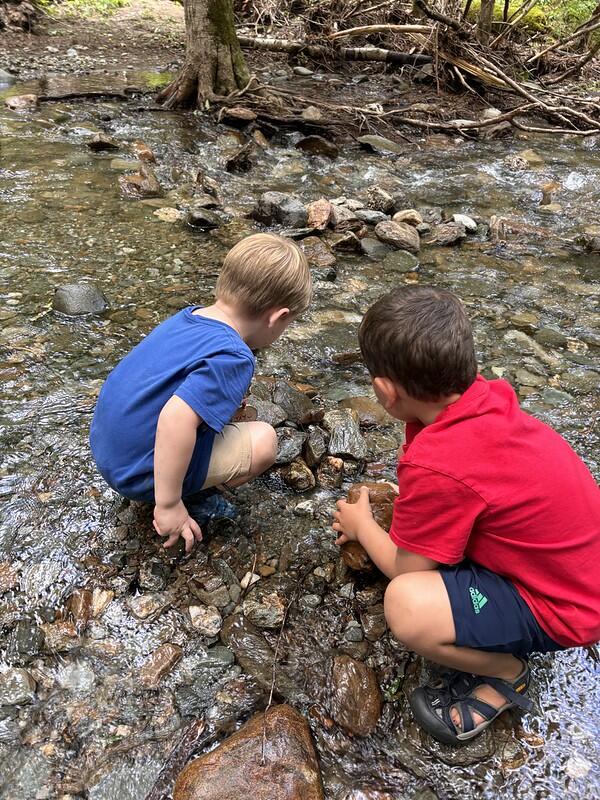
[237,34,432,65]
[527,16,600,64]
[329,23,432,40]
[413,0,465,34]
[545,39,600,85]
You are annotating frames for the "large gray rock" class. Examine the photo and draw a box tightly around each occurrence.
[53,283,108,316]
[323,409,367,460]
[253,192,307,228]
[272,380,323,425]
[275,428,308,464]
[0,668,36,705]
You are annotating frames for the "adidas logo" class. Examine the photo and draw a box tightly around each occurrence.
[469,587,488,615]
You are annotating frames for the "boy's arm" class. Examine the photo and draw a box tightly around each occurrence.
[333,486,438,579]
[153,396,203,552]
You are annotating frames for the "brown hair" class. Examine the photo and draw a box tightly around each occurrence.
[359,286,477,400]
[216,233,312,316]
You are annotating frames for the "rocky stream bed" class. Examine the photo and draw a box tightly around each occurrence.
[0,67,599,800]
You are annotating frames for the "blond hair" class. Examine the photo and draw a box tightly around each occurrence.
[216,233,312,316]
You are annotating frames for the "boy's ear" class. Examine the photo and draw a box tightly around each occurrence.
[372,377,399,410]
[267,307,290,328]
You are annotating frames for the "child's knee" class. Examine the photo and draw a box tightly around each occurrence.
[250,422,277,474]
[384,573,430,647]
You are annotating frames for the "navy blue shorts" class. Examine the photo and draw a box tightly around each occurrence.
[439,561,565,658]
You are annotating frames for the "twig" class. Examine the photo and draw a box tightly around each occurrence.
[545,39,600,85]
[414,0,465,34]
[527,17,600,64]
[490,0,538,48]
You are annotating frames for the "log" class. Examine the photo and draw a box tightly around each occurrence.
[236,35,432,66]
[329,24,432,40]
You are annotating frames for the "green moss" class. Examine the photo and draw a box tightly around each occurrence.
[464,0,598,36]
[41,0,125,16]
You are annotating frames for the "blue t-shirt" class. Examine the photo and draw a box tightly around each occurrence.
[90,307,255,502]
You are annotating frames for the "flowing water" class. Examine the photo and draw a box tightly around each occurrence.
[0,73,599,800]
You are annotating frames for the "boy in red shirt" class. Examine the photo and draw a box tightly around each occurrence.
[332,286,600,745]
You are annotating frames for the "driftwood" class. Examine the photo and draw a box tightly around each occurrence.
[328,23,432,41]
[237,34,432,66]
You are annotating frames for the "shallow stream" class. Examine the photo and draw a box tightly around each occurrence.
[0,71,599,800]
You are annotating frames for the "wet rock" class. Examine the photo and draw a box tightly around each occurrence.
[253,192,307,228]
[542,387,573,406]
[225,142,254,173]
[118,163,163,198]
[294,65,314,76]
[430,221,466,246]
[173,704,323,800]
[560,368,600,394]
[328,230,362,252]
[515,368,545,388]
[330,655,382,736]
[192,583,230,609]
[132,140,156,162]
[357,135,405,155]
[296,135,339,158]
[91,588,114,618]
[242,583,287,629]
[538,202,563,215]
[304,425,328,467]
[355,209,388,226]
[221,613,303,700]
[306,198,332,230]
[185,207,222,229]
[300,236,337,273]
[154,207,185,223]
[13,619,44,659]
[110,157,141,172]
[452,213,477,232]
[66,588,93,627]
[360,604,387,641]
[360,237,391,259]
[139,643,182,688]
[282,458,316,492]
[534,327,568,348]
[56,661,95,692]
[53,283,107,315]
[344,621,364,642]
[248,396,287,427]
[128,592,171,620]
[416,205,443,225]
[330,204,362,233]
[341,542,373,573]
[0,668,36,705]
[189,605,223,636]
[338,397,391,427]
[272,380,323,425]
[323,409,367,460]
[518,148,545,167]
[138,558,171,591]
[87,132,120,151]
[276,428,308,464]
[375,220,420,254]
[348,482,396,530]
[504,329,560,368]
[41,621,79,652]
[316,456,344,489]
[220,106,257,127]
[363,186,395,213]
[0,562,19,591]
[392,209,423,227]
[5,94,38,110]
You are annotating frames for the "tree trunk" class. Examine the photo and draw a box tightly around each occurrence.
[478,0,495,43]
[158,0,249,109]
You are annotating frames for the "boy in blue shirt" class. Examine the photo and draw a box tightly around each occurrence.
[90,233,312,552]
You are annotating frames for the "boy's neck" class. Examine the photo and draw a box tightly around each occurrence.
[413,393,462,427]
[194,301,258,343]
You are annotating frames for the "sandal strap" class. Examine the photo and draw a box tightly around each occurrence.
[485,675,533,711]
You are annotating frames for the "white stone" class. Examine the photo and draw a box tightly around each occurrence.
[452,213,478,232]
[240,571,260,590]
[189,605,223,636]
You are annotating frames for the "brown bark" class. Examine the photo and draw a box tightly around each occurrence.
[158,0,249,109]
[478,0,495,43]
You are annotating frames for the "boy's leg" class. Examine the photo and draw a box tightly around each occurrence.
[384,570,525,730]
[201,421,277,490]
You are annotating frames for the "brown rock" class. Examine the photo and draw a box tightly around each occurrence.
[253,129,270,148]
[330,204,362,233]
[392,209,423,227]
[430,221,466,246]
[360,604,387,641]
[173,704,324,800]
[374,220,420,254]
[5,94,38,110]
[0,562,19,592]
[92,587,114,617]
[87,133,120,152]
[139,643,182,688]
[225,141,254,173]
[132,140,156,162]
[66,589,93,627]
[295,135,339,159]
[41,621,79,653]
[328,231,362,252]
[341,542,373,573]
[282,459,316,493]
[316,456,344,489]
[330,655,382,736]
[301,105,322,122]
[347,482,396,530]
[300,236,336,269]
[338,397,391,427]
[119,163,163,198]
[306,198,332,230]
[220,106,257,127]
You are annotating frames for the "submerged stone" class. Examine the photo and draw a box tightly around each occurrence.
[139,643,182,688]
[5,94,38,111]
[53,283,108,315]
[295,135,339,159]
[275,428,308,465]
[330,655,382,736]
[357,135,405,155]
[338,396,391,427]
[281,458,316,492]
[173,705,324,800]
[0,668,36,705]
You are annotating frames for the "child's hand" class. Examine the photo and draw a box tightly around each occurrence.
[153,500,202,553]
[332,486,374,545]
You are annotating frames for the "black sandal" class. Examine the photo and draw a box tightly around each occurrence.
[409,660,533,746]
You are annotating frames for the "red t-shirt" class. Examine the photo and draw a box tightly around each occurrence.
[389,375,600,647]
